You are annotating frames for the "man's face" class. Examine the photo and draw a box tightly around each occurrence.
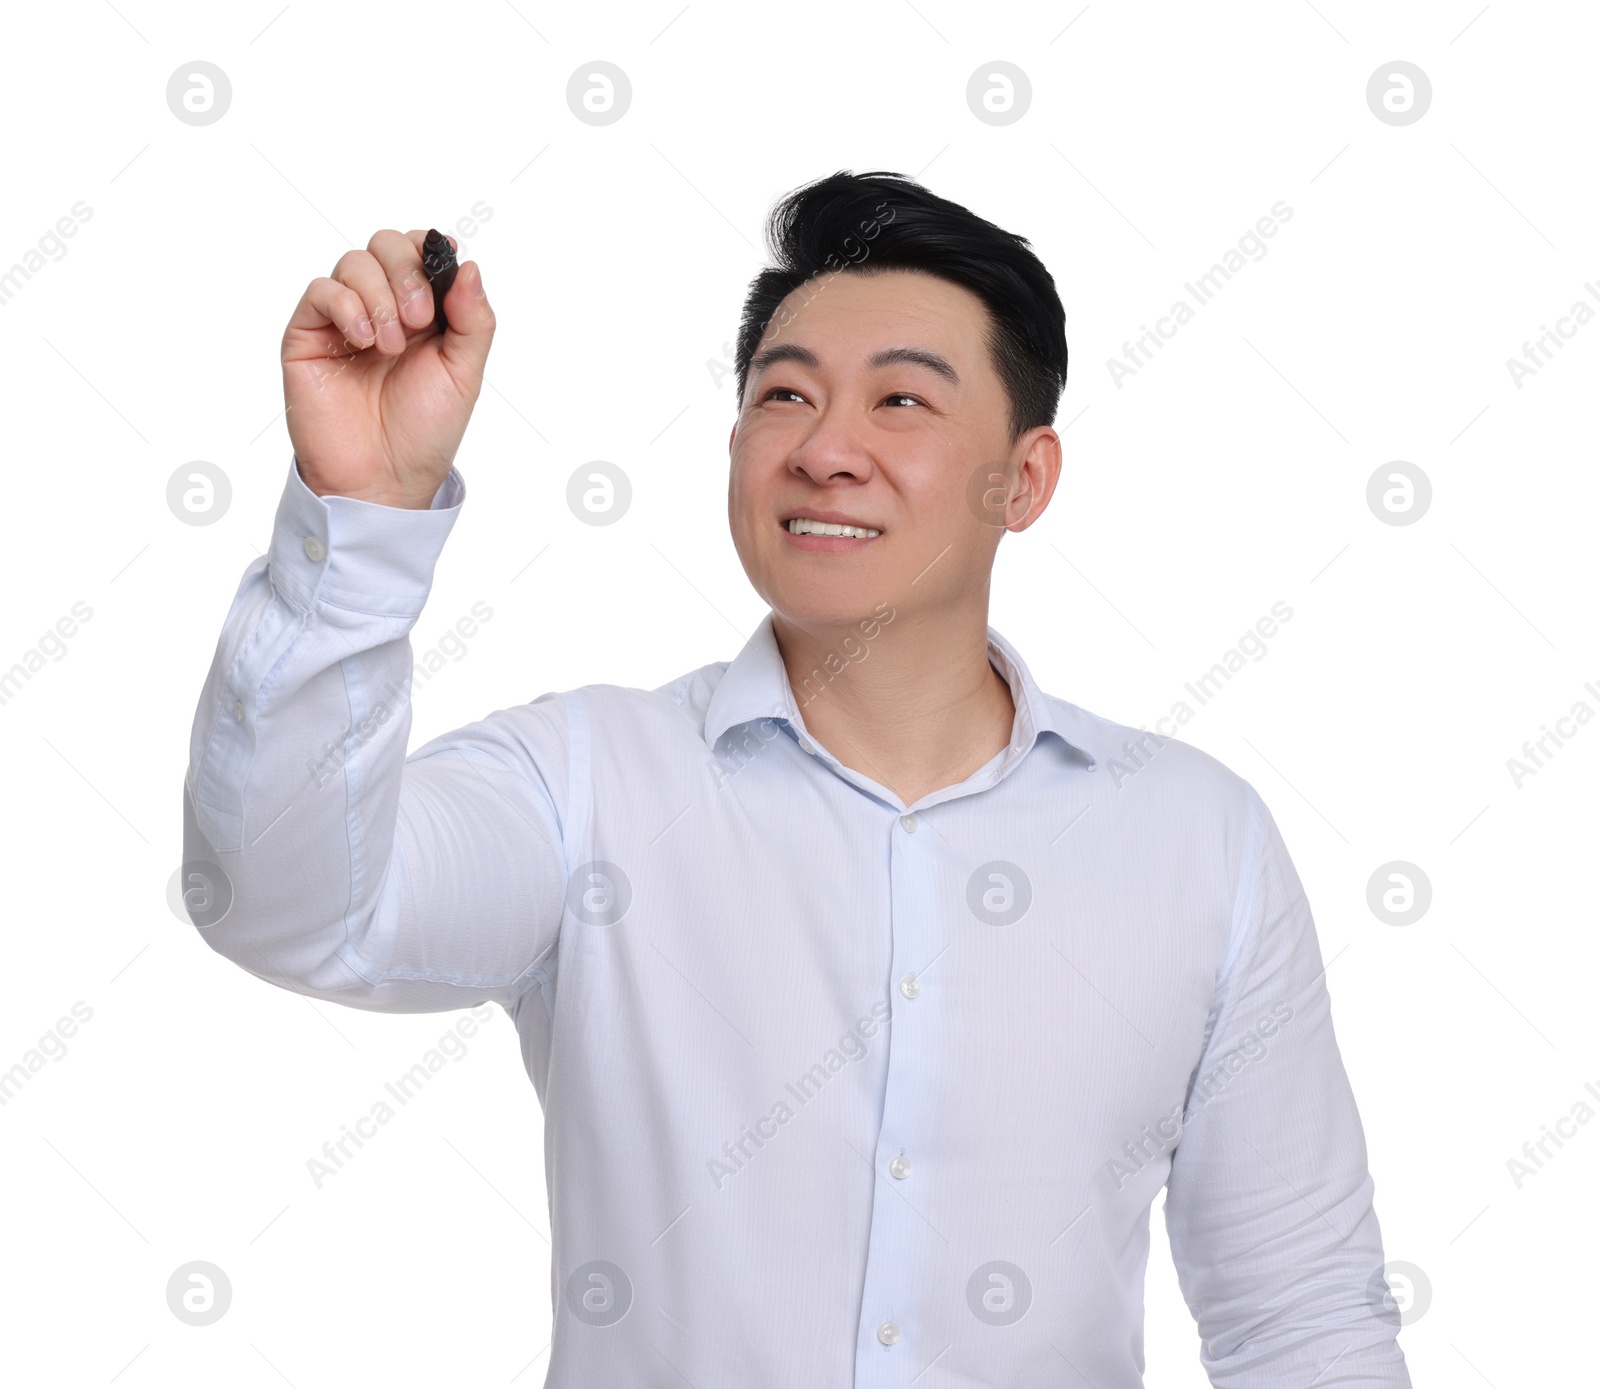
[727,268,1059,631]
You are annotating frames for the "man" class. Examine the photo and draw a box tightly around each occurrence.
[183,169,1411,1386]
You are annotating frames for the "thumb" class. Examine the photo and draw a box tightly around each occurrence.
[439,260,495,383]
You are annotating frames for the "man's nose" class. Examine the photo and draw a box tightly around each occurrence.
[786,409,875,486]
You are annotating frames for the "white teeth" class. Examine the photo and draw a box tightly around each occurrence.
[787,518,881,538]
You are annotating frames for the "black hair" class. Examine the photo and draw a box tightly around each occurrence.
[734,170,1068,445]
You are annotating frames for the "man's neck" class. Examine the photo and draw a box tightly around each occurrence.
[772,607,1017,807]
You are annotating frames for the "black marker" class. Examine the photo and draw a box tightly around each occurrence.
[422,228,459,335]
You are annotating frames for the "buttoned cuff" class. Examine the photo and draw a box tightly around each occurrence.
[268,453,466,617]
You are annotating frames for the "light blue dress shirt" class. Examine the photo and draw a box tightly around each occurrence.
[182,455,1411,1387]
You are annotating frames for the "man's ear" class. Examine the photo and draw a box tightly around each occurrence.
[1007,428,1063,534]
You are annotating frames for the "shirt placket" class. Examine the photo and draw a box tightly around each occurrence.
[854,802,943,1387]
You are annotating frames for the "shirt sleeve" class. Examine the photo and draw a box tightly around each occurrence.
[1162,785,1412,1387]
[181,453,569,1014]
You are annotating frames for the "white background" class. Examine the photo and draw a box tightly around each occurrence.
[1,0,1594,1384]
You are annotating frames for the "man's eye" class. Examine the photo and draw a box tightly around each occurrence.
[760,388,922,407]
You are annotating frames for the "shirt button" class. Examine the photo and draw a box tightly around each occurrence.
[899,974,921,1000]
[899,812,918,833]
[797,736,816,756]
[232,699,244,722]
[877,1320,901,1346]
[889,1154,912,1179]
[302,535,325,563]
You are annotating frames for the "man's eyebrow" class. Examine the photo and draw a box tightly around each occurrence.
[748,342,961,386]
[866,346,961,385]
[748,343,820,378]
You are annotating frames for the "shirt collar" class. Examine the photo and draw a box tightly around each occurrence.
[703,612,1100,772]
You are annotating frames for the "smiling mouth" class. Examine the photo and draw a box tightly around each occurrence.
[783,517,882,539]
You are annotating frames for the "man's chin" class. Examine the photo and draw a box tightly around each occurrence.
[768,584,900,637]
